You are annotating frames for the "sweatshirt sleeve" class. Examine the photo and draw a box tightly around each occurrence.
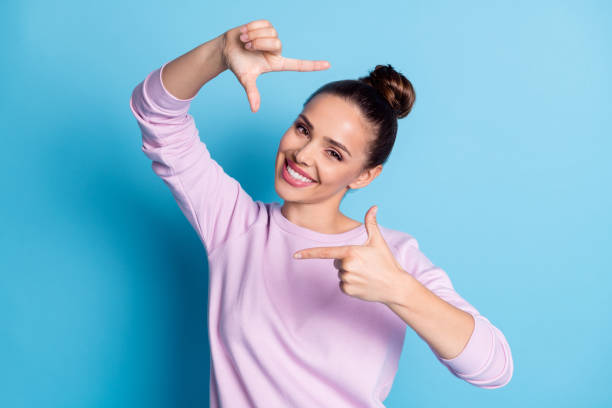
[399,239,514,389]
[128,62,260,254]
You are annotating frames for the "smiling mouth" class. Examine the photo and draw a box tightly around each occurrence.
[282,159,317,186]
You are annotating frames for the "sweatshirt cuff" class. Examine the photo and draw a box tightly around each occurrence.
[143,61,196,113]
[437,314,495,376]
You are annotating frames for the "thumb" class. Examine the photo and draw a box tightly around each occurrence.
[240,75,260,113]
[364,205,383,246]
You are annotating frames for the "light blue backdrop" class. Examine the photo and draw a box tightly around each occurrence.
[2,0,610,407]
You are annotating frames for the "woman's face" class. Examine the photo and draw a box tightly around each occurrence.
[274,93,382,205]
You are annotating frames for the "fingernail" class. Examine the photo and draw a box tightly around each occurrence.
[240,26,247,33]
[245,42,252,49]
[293,252,302,259]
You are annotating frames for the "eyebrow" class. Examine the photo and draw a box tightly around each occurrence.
[298,113,352,157]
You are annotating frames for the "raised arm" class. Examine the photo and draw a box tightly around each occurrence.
[129,20,331,253]
[128,32,260,254]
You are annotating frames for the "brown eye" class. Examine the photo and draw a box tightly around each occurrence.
[327,150,342,161]
[296,123,308,134]
[295,122,342,161]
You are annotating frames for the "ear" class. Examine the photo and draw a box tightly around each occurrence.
[347,164,382,190]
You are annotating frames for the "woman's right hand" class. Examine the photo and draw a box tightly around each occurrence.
[220,19,331,113]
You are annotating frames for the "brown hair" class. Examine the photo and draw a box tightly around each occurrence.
[303,64,416,171]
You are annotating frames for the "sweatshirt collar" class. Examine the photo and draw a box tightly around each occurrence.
[270,202,367,243]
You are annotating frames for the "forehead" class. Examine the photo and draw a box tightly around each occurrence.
[302,94,372,154]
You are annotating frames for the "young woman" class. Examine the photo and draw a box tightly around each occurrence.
[129,19,513,407]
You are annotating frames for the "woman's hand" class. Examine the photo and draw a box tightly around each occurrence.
[221,19,331,113]
[292,206,408,305]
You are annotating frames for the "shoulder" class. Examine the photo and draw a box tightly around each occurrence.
[376,223,420,252]
[376,224,438,277]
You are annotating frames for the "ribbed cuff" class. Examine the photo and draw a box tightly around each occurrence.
[437,314,495,376]
[143,61,196,113]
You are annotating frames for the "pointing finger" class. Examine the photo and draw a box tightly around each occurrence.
[280,57,331,72]
[293,245,351,259]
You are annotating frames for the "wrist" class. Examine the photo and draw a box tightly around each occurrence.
[197,34,227,75]
[386,269,420,309]
[214,32,229,71]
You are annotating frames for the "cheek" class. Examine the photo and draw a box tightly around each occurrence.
[317,164,351,185]
[278,133,293,150]
[336,166,364,186]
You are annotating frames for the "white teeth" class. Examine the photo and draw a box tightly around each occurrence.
[286,164,314,183]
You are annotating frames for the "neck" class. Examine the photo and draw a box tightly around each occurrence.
[280,198,361,234]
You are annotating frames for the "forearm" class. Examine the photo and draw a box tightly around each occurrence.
[385,272,475,360]
[161,33,228,100]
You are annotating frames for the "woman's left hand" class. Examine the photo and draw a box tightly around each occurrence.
[293,205,407,305]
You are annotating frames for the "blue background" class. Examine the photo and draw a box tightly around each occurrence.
[2,0,610,406]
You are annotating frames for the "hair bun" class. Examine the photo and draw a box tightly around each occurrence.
[359,64,415,119]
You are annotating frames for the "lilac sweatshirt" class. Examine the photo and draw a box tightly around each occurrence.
[129,62,513,407]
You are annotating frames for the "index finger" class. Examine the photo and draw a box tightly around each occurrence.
[280,57,331,72]
[294,245,351,259]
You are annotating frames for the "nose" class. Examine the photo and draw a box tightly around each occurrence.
[294,141,315,166]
